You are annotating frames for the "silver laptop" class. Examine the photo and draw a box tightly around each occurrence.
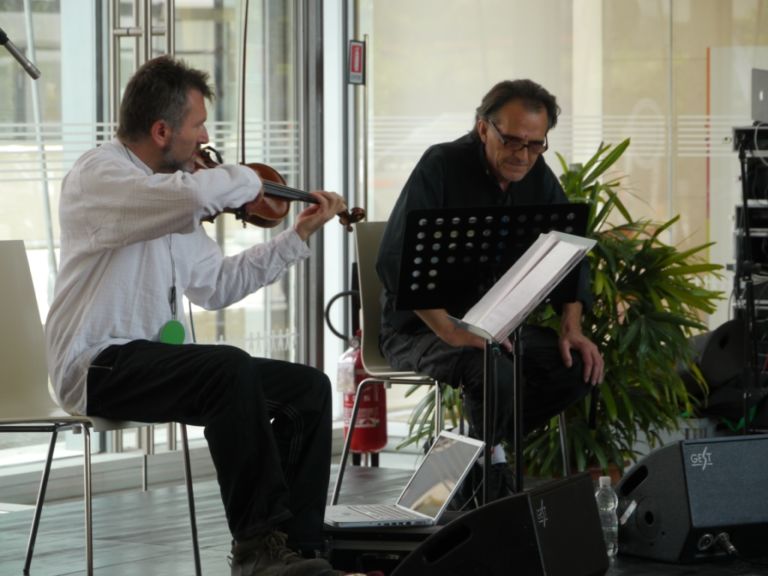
[753,68,768,124]
[324,431,484,528]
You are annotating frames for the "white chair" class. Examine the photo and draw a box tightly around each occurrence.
[330,221,443,504]
[0,240,201,576]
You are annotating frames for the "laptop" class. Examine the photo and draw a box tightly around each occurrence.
[324,431,484,528]
[753,68,768,124]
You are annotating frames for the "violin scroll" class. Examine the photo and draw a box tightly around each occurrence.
[338,206,366,232]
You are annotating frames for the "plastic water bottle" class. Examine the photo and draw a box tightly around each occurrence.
[595,475,619,560]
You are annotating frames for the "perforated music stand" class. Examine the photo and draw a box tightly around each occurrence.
[396,204,589,503]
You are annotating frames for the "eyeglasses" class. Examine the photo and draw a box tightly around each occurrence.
[486,119,548,155]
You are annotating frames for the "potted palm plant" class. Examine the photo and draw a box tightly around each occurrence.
[401,139,724,477]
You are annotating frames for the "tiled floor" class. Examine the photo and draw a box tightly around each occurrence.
[1,463,767,576]
[0,479,232,576]
[0,463,416,576]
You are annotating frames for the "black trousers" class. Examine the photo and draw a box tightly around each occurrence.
[380,324,591,445]
[86,340,331,550]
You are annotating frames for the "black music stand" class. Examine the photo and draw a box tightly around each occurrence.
[396,204,589,503]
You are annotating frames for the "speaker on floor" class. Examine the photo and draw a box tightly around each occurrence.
[677,318,744,394]
[391,472,608,576]
[616,434,768,563]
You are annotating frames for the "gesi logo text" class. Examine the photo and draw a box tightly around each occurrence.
[689,446,713,471]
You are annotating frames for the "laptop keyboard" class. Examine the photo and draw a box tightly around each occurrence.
[348,504,417,520]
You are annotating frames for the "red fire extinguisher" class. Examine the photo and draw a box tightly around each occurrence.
[337,330,387,457]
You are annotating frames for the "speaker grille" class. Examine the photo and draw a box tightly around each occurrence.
[683,436,768,527]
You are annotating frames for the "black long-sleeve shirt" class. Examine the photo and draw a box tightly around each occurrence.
[376,131,592,333]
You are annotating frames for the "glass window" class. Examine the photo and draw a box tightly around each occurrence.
[357,0,768,334]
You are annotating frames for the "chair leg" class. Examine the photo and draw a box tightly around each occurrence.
[330,378,377,505]
[83,424,94,576]
[558,412,570,477]
[142,453,149,492]
[141,425,155,491]
[181,424,202,576]
[23,428,59,575]
[433,383,443,440]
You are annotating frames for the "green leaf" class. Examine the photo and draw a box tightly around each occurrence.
[600,384,618,421]
[582,139,631,186]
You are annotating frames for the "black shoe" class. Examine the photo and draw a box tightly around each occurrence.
[485,462,516,500]
[230,530,334,576]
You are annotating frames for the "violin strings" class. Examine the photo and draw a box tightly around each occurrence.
[262,181,318,203]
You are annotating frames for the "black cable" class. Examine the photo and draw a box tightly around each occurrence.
[323,290,358,342]
[714,532,738,556]
[696,531,768,570]
[741,557,768,569]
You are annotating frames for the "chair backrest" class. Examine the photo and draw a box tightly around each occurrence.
[354,221,418,377]
[0,240,68,421]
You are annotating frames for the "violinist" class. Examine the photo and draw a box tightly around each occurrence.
[45,55,345,576]
[376,79,604,504]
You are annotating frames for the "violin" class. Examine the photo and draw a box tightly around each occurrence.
[194,145,365,232]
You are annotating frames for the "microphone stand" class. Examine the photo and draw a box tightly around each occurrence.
[736,131,762,432]
[0,26,41,80]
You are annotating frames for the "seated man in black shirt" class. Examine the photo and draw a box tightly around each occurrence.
[376,79,604,499]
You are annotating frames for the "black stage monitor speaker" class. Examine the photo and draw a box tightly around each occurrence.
[616,434,768,563]
[391,472,608,576]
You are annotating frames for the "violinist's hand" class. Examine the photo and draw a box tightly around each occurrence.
[294,191,347,241]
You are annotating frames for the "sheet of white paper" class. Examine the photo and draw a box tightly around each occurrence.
[463,232,558,327]
[461,231,596,341]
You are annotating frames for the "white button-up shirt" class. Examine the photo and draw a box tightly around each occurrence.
[45,139,311,415]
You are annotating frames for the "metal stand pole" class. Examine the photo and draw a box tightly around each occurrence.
[512,329,524,493]
[481,340,493,506]
[481,335,519,506]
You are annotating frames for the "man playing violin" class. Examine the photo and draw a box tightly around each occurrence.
[376,79,605,502]
[46,56,346,576]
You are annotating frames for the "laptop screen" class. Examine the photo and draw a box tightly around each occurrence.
[396,431,484,518]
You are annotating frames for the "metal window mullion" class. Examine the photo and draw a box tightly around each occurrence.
[132,0,140,68]
[166,0,174,56]
[361,32,369,214]
[297,0,324,369]
[109,1,141,125]
[142,0,172,61]
[264,0,273,359]
[108,0,118,129]
[263,0,271,164]
[143,0,152,62]
[295,0,307,365]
